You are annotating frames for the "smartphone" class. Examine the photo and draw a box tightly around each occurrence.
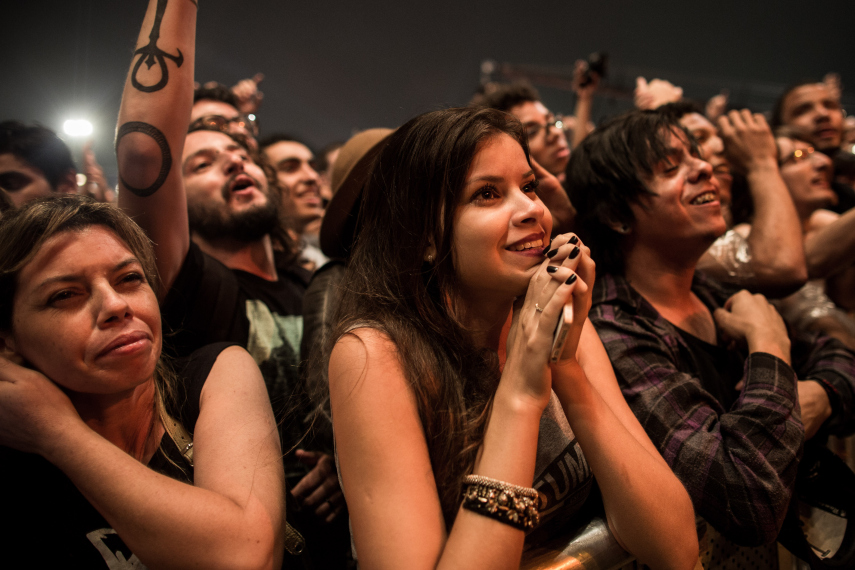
[549,304,574,362]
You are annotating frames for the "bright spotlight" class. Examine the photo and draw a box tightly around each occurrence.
[63,119,93,137]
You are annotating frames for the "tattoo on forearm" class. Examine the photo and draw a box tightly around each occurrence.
[131,0,184,93]
[116,122,172,197]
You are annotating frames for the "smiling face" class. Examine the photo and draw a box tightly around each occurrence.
[780,84,843,151]
[3,226,161,396]
[509,101,570,177]
[678,113,732,208]
[630,130,726,259]
[262,140,324,233]
[452,134,552,303]
[182,130,278,243]
[776,136,835,217]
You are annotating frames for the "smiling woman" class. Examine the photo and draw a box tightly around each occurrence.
[0,196,287,569]
[324,107,699,569]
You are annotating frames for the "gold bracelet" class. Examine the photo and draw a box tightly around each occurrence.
[461,474,540,531]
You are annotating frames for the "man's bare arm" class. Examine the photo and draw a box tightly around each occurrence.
[117,0,196,295]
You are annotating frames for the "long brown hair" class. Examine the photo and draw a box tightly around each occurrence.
[328,107,530,526]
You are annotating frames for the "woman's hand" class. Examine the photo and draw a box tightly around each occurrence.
[0,355,80,456]
[542,233,595,363]
[503,233,592,407]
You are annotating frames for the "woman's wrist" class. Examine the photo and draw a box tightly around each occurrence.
[493,382,550,420]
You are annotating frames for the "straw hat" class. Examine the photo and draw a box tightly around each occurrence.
[320,128,393,259]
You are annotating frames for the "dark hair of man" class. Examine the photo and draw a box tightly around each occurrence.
[566,110,690,275]
[324,107,529,526]
[769,80,823,131]
[192,83,240,109]
[0,121,76,190]
[258,133,313,153]
[656,100,706,122]
[470,81,541,112]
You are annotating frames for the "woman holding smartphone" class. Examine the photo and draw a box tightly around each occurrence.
[326,107,699,569]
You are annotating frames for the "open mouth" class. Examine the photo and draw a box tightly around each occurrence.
[690,191,718,205]
[811,175,831,189]
[230,175,257,194]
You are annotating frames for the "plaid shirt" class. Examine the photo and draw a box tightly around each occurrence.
[590,271,855,546]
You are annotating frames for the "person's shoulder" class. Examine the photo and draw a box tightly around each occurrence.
[333,326,397,359]
[806,208,840,234]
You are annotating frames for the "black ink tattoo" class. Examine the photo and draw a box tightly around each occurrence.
[116,122,172,197]
[130,0,183,93]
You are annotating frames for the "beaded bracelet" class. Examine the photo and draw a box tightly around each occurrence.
[461,474,540,531]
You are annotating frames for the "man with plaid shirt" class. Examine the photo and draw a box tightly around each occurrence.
[567,110,855,568]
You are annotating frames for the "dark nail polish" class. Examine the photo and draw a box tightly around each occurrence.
[569,246,580,259]
[541,241,552,255]
[546,265,558,274]
[546,248,558,258]
[565,274,577,285]
[569,235,579,245]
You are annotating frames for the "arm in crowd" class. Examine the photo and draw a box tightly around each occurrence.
[698,110,807,297]
[804,209,855,310]
[0,346,286,570]
[553,320,698,569]
[532,158,575,234]
[117,0,195,295]
[803,209,855,309]
[791,330,855,438]
[570,60,597,150]
[590,291,803,546]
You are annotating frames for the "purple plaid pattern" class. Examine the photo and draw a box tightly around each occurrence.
[589,271,829,546]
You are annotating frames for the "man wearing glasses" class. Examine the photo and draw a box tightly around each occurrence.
[190,83,260,150]
[474,81,571,182]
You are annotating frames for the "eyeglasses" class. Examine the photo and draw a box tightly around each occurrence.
[189,113,259,137]
[524,116,566,140]
[779,145,816,166]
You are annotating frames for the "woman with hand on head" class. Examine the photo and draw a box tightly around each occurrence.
[0,196,286,569]
[326,107,698,569]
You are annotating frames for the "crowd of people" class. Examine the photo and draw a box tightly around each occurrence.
[1,0,855,569]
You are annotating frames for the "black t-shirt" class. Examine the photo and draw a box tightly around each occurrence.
[160,243,314,485]
[676,328,745,410]
[161,243,310,411]
[0,343,230,569]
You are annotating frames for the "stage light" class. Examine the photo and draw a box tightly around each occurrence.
[63,119,93,137]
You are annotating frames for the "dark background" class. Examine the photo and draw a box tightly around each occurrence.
[3,0,853,184]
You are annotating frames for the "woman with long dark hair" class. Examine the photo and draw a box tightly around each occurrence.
[327,107,698,569]
[0,196,286,568]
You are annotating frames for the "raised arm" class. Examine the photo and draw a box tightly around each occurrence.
[698,111,807,297]
[569,60,598,150]
[117,0,196,293]
[0,346,285,570]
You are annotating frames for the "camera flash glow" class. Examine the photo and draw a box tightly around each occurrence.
[63,119,93,137]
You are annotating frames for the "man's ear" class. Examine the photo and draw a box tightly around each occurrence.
[55,168,79,195]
